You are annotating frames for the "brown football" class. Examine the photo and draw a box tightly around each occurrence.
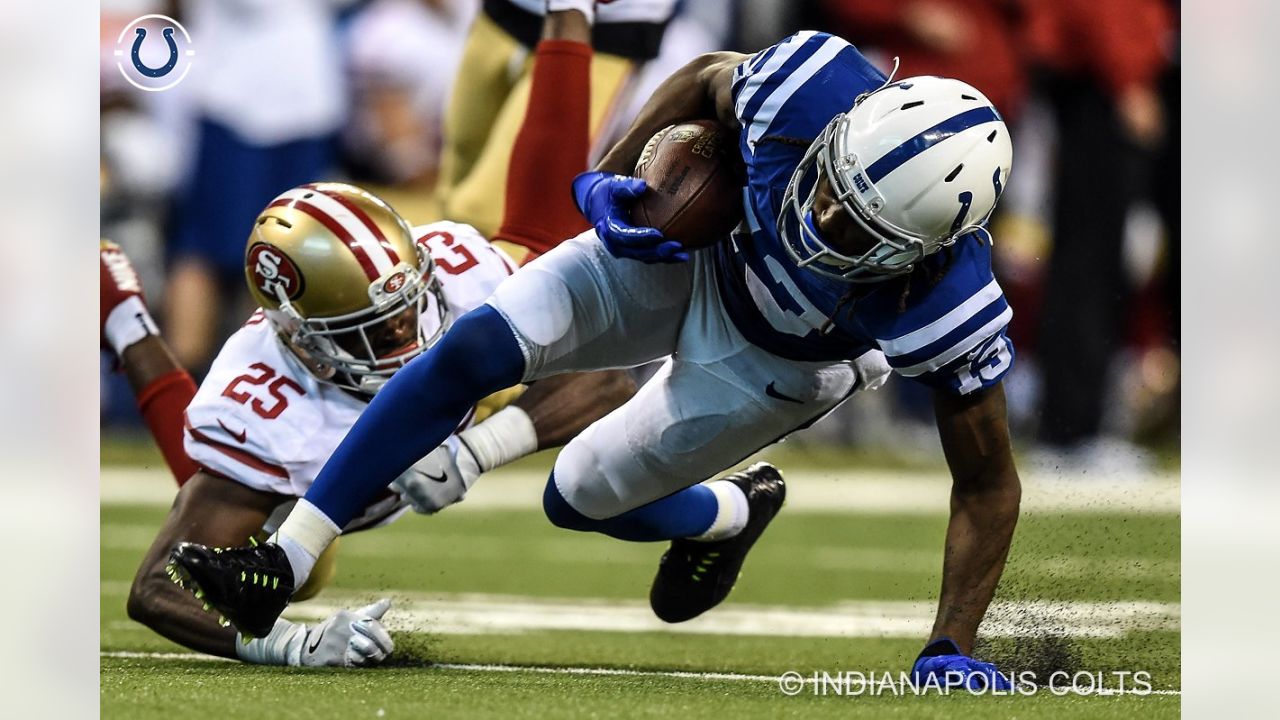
[631,120,745,250]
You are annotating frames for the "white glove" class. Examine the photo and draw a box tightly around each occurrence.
[298,599,395,667]
[390,436,481,514]
[236,599,395,668]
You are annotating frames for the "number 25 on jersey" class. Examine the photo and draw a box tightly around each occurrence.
[222,363,305,420]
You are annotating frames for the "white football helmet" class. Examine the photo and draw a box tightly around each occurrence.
[778,75,1013,282]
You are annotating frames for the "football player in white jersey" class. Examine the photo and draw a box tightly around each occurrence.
[107,5,632,667]
[114,187,632,667]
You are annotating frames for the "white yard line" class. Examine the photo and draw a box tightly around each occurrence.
[99,651,1180,697]
[98,582,1180,640]
[100,467,1180,514]
[279,592,1179,640]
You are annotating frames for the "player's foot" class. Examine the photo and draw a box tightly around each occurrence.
[100,239,148,350]
[166,541,296,638]
[649,462,786,623]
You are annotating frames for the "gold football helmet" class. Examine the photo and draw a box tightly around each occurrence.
[244,182,448,394]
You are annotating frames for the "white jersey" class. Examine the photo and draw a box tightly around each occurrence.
[184,221,516,531]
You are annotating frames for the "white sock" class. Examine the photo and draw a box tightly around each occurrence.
[235,618,306,666]
[270,499,340,584]
[104,296,159,356]
[691,480,750,541]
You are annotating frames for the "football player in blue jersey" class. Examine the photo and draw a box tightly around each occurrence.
[171,29,1020,691]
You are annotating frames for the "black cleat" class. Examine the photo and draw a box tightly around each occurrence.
[649,462,786,623]
[166,541,295,638]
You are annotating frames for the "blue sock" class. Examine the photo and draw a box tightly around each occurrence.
[305,305,525,528]
[543,473,719,541]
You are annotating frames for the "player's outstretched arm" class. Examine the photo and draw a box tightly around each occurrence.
[393,369,636,514]
[128,473,282,658]
[519,369,636,449]
[922,383,1021,675]
[102,240,199,485]
[595,51,745,177]
[128,473,394,666]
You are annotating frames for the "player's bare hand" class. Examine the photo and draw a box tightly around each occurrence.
[572,171,688,264]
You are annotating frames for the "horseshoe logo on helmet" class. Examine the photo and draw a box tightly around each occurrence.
[130,26,179,78]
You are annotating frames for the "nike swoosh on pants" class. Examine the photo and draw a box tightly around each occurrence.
[765,382,804,404]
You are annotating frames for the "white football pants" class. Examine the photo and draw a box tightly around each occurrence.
[487,231,888,520]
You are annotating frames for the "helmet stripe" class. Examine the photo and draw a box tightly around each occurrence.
[865,106,1000,184]
[294,190,398,276]
[269,198,381,280]
[305,186,402,266]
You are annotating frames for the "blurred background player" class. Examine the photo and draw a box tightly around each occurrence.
[818,0,1025,120]
[430,0,679,260]
[106,7,633,667]
[342,0,477,192]
[807,0,1179,465]
[164,0,354,375]
[1023,0,1174,467]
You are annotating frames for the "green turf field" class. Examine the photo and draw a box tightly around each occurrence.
[101,457,1180,719]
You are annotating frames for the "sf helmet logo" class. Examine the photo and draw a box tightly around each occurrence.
[382,272,407,294]
[248,243,305,301]
[113,15,194,92]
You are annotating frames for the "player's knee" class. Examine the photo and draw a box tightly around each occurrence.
[542,473,596,532]
[488,264,577,350]
[548,429,635,521]
[126,571,166,627]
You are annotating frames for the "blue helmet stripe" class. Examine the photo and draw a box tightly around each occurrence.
[864,106,1000,183]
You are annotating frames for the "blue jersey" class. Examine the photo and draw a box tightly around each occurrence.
[712,31,1015,395]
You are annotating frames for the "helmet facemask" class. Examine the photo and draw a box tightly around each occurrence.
[267,245,450,396]
[780,114,954,283]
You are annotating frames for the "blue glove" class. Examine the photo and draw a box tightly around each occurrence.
[911,637,1011,692]
[571,171,689,263]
